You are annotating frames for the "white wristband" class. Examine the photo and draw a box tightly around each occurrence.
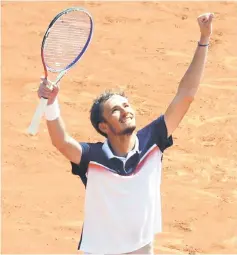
[45,98,60,121]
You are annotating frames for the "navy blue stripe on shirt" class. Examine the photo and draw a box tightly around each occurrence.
[71,115,173,181]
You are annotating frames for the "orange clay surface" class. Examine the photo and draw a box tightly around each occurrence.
[2,2,237,254]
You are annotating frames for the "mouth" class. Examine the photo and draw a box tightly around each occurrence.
[120,116,133,123]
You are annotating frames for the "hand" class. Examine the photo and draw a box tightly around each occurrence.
[197,13,214,39]
[37,77,59,105]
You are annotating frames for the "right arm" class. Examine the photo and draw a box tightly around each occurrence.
[38,78,82,165]
[47,117,82,164]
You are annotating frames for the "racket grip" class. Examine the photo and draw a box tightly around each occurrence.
[27,98,48,135]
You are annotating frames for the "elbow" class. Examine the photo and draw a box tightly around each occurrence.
[176,93,195,104]
[183,95,195,103]
[177,87,197,103]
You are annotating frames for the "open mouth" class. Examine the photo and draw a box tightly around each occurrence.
[120,116,133,123]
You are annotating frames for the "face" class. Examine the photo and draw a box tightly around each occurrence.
[99,95,136,137]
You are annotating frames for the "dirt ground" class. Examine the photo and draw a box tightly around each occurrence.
[2,1,237,254]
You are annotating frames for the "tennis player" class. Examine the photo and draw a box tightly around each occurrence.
[38,13,214,254]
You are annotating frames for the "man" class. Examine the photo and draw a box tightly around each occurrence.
[38,13,214,254]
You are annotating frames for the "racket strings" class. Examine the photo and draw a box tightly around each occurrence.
[44,11,91,71]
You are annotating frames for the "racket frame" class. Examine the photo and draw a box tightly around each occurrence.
[42,7,94,79]
[27,7,93,135]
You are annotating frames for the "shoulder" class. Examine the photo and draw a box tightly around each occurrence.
[137,115,173,153]
[71,141,105,183]
[80,141,104,160]
[137,115,166,138]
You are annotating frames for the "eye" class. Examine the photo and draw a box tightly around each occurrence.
[123,103,130,108]
[112,108,118,113]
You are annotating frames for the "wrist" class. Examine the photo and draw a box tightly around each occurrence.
[45,98,60,121]
[198,41,209,47]
[199,35,210,45]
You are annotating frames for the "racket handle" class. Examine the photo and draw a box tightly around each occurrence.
[27,98,48,135]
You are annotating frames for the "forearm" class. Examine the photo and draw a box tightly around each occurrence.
[37,80,82,163]
[177,36,210,98]
[47,117,69,148]
[45,99,68,148]
[46,110,82,164]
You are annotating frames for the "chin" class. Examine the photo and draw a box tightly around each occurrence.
[120,125,136,135]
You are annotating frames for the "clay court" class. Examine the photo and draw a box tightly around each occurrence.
[2,1,237,254]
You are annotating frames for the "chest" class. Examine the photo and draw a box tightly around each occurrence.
[87,145,162,196]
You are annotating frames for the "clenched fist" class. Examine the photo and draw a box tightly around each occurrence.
[197,13,214,38]
[38,78,59,105]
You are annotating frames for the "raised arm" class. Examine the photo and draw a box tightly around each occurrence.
[164,13,214,137]
[38,78,82,164]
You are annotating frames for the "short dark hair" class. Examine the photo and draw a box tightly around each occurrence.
[90,90,126,137]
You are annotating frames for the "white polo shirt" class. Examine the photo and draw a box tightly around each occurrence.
[71,115,173,254]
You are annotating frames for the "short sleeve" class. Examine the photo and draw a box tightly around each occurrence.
[71,142,91,186]
[152,115,173,152]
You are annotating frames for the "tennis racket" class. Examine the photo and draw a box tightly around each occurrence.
[27,7,93,135]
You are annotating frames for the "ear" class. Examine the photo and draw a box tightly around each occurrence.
[98,122,108,135]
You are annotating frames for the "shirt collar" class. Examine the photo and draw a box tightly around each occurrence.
[102,136,140,160]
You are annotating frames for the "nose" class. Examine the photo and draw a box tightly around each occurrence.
[121,106,129,117]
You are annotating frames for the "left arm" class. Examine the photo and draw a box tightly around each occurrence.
[164,13,214,137]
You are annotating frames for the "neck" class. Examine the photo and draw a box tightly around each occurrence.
[108,133,136,157]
